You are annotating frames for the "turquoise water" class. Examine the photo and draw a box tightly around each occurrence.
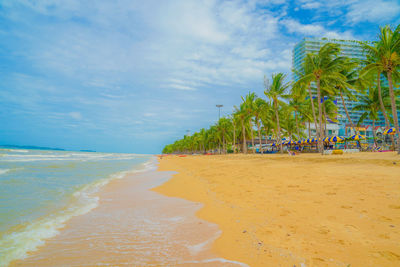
[0,148,153,265]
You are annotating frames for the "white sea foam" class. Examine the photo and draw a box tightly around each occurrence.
[0,152,149,162]
[0,169,10,175]
[0,157,156,266]
[180,258,249,266]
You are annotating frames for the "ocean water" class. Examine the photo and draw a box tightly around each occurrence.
[0,148,153,266]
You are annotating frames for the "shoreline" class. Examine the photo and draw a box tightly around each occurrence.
[154,152,400,266]
[2,157,154,266]
[12,158,244,266]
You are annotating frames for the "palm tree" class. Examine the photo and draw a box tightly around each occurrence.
[264,73,290,154]
[295,43,350,154]
[242,92,257,153]
[288,87,308,140]
[229,114,238,153]
[253,98,267,153]
[362,24,400,153]
[293,61,321,147]
[234,103,250,154]
[260,102,275,144]
[353,86,385,146]
[216,117,232,154]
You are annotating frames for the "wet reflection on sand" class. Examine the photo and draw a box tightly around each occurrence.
[13,168,245,266]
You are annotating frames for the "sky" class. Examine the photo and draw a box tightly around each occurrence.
[1,0,399,154]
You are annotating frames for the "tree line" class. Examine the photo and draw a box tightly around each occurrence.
[163,24,400,155]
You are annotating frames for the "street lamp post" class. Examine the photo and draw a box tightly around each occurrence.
[216,104,223,120]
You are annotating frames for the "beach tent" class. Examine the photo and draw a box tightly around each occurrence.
[383,128,396,135]
[329,136,343,142]
[322,137,330,143]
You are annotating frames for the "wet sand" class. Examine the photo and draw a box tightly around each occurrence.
[155,152,400,267]
[12,163,244,266]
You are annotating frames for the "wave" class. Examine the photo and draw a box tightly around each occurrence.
[0,152,148,162]
[0,157,157,266]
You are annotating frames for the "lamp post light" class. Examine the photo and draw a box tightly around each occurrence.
[216,104,223,120]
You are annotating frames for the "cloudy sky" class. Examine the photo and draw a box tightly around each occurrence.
[1,0,399,153]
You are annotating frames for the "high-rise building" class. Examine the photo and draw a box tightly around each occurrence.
[292,37,392,137]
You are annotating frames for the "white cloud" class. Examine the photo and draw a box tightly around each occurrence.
[346,0,400,23]
[69,112,82,120]
[281,19,355,39]
[301,1,322,9]
[168,84,196,91]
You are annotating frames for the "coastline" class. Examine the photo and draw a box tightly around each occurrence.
[12,158,244,266]
[154,152,400,266]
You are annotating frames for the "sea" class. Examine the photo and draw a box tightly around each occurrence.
[0,148,154,266]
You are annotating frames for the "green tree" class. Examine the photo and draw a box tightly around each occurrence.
[295,43,350,154]
[362,24,400,153]
[264,73,290,154]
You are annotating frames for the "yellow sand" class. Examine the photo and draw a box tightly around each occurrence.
[154,152,400,266]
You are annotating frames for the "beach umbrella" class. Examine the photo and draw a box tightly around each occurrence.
[322,137,330,143]
[311,138,320,143]
[329,136,343,142]
[350,134,365,140]
[383,128,396,135]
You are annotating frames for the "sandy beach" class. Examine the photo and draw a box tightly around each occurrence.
[11,163,243,266]
[154,152,400,267]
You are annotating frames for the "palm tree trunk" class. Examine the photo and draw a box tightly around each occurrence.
[372,120,377,146]
[377,73,391,127]
[257,120,263,154]
[295,111,300,140]
[274,101,283,154]
[242,120,247,154]
[223,135,225,153]
[308,83,320,142]
[377,73,395,147]
[323,102,327,136]
[317,79,324,154]
[250,122,255,154]
[308,121,311,139]
[387,72,400,154]
[233,123,236,154]
[340,90,355,131]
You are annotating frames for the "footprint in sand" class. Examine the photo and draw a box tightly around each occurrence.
[318,227,330,235]
[388,205,400,209]
[379,216,393,222]
[341,205,352,209]
[345,224,358,232]
[326,192,336,195]
[374,251,400,261]
[379,233,390,239]
[337,239,345,245]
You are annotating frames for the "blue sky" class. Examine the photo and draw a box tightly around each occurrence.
[1,0,399,154]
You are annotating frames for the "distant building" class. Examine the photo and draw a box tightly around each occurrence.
[292,37,398,140]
